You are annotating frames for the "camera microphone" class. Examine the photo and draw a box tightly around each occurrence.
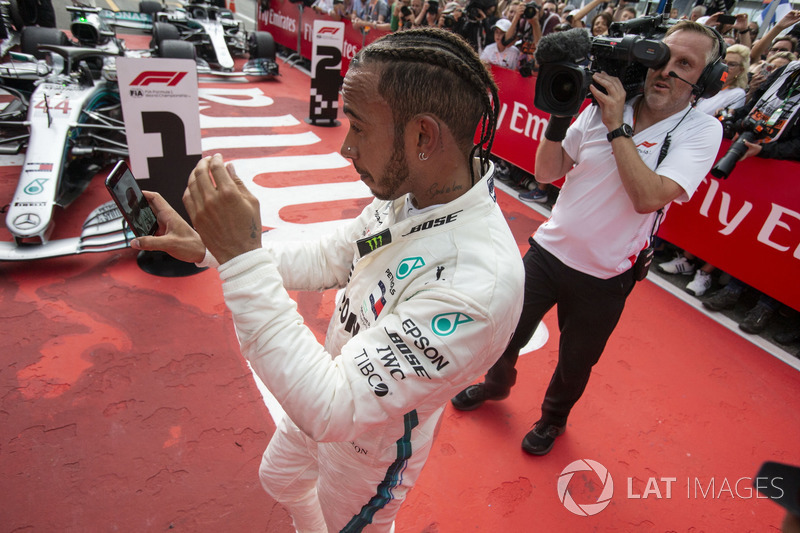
[535,28,592,64]
[668,71,700,94]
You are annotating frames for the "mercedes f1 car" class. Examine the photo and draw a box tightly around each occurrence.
[0,24,129,260]
[0,3,279,260]
[139,0,279,76]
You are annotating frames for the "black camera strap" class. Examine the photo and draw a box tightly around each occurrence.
[634,104,692,281]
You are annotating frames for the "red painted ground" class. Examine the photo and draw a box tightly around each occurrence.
[1,34,798,532]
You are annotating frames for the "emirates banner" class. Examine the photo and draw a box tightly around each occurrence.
[257,6,800,310]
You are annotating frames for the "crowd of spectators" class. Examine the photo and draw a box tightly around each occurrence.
[304,0,800,346]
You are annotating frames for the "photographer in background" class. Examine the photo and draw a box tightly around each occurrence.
[452,0,497,51]
[452,21,724,456]
[440,1,465,32]
[504,0,543,76]
[729,59,800,162]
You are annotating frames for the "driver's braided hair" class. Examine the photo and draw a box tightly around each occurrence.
[350,28,499,184]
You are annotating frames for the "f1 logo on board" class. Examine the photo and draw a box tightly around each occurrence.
[317,26,340,35]
[130,71,188,87]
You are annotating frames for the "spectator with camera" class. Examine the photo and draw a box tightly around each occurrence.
[451,21,724,455]
[504,1,543,74]
[702,56,800,333]
[748,51,798,103]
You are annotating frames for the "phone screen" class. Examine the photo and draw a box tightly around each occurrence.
[717,14,736,25]
[105,160,158,237]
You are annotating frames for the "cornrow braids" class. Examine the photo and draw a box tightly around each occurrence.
[351,28,500,184]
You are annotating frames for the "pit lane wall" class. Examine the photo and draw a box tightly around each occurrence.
[258,1,800,312]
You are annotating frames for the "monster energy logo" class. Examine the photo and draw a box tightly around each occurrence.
[431,312,473,336]
[356,229,392,256]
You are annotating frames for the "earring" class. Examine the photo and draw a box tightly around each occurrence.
[346,147,352,152]
[418,152,428,161]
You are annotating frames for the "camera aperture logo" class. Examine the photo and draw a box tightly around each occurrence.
[558,459,614,516]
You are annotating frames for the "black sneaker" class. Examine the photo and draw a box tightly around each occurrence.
[521,420,566,456]
[702,287,741,311]
[774,328,800,345]
[450,383,509,411]
[739,303,775,334]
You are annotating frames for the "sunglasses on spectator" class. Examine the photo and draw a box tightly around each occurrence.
[723,61,741,67]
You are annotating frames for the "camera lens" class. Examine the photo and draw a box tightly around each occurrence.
[550,71,578,104]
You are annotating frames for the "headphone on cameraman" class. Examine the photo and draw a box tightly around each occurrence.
[693,27,728,99]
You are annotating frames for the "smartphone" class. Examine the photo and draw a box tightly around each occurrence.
[105,160,159,237]
[717,14,736,25]
[754,461,800,516]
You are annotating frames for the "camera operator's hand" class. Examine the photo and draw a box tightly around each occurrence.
[589,72,627,131]
[183,154,262,265]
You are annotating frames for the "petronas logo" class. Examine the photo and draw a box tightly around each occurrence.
[396,256,425,279]
[431,312,473,336]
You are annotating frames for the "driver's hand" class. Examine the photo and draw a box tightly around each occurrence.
[131,191,207,264]
[183,154,262,265]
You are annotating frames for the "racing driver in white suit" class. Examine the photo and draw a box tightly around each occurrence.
[133,28,524,532]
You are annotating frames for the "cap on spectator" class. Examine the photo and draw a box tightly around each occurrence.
[442,1,461,13]
[563,3,576,11]
[565,8,580,20]
[493,18,512,32]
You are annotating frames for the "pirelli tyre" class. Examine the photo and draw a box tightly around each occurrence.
[151,21,180,53]
[158,39,196,60]
[249,31,276,60]
[138,1,162,15]
[21,26,70,59]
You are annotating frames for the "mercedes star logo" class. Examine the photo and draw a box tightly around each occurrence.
[14,213,41,230]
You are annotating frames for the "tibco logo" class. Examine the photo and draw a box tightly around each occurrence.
[557,459,614,516]
[130,71,188,87]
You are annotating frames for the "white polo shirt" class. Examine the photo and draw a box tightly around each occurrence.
[534,97,722,279]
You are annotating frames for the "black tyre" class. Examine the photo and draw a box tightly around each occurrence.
[158,39,195,59]
[151,21,180,51]
[139,1,162,15]
[249,31,276,60]
[20,26,69,59]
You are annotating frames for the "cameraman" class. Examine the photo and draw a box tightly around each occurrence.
[451,21,724,456]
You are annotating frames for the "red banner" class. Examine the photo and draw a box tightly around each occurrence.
[659,151,800,311]
[257,7,800,311]
[258,0,387,73]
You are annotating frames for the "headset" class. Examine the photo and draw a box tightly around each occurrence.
[694,26,729,99]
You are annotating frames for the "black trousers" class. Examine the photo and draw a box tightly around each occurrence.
[485,238,636,427]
